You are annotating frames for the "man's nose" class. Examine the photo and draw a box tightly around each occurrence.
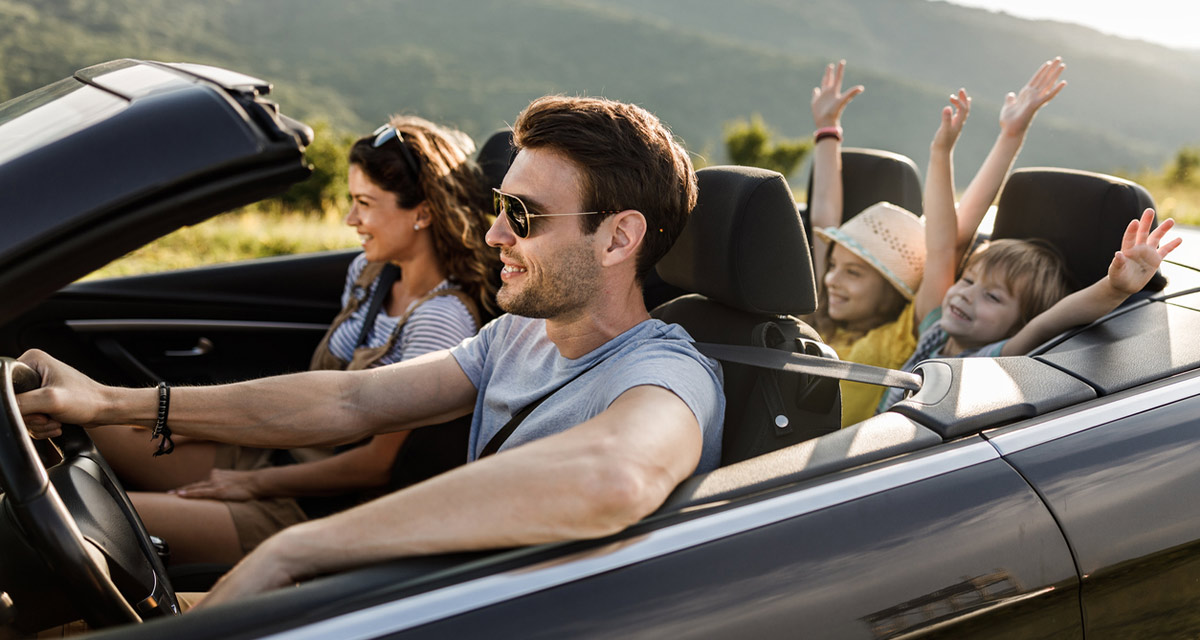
[486,212,514,247]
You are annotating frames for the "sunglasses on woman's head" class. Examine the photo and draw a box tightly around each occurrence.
[492,188,622,239]
[372,124,421,178]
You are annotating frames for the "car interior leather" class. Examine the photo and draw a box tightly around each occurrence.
[991,167,1164,293]
[800,147,924,243]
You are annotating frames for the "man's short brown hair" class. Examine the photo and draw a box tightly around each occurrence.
[512,95,697,282]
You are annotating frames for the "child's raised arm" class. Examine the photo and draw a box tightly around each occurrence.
[1002,209,1181,355]
[809,60,865,281]
[955,58,1067,259]
[913,89,971,331]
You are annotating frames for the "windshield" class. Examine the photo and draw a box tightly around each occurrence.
[0,77,128,165]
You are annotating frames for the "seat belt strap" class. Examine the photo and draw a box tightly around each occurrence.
[355,264,400,348]
[693,342,922,392]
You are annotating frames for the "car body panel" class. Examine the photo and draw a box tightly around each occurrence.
[990,370,1200,637]
[389,448,1080,640]
[86,439,1081,640]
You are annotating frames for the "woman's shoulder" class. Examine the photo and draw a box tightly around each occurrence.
[408,288,479,333]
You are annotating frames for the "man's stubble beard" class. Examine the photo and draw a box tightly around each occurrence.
[497,240,600,319]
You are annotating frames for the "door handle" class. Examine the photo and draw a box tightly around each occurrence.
[165,337,214,357]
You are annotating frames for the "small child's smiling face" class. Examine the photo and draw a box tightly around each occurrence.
[824,243,904,332]
[940,264,1023,351]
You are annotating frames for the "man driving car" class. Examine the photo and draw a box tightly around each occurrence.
[16,94,724,607]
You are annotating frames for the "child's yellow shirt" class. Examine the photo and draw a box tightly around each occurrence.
[825,302,917,427]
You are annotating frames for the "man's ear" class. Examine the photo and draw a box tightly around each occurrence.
[599,210,646,268]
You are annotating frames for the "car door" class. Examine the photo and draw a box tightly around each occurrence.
[989,367,1200,638]
[285,434,1079,640]
[0,250,355,386]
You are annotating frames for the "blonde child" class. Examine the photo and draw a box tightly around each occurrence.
[808,59,1067,425]
[879,91,1181,409]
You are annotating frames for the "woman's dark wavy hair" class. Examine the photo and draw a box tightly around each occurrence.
[349,116,500,317]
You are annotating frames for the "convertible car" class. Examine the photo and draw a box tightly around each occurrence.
[3,60,1200,639]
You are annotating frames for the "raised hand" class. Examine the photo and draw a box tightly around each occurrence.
[999,57,1067,137]
[931,88,971,153]
[811,60,865,128]
[1109,208,1182,294]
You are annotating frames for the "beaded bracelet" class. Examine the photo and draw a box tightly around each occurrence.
[151,381,175,456]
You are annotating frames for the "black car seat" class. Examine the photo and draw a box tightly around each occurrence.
[801,147,923,243]
[989,167,1165,294]
[653,166,841,466]
[476,128,515,191]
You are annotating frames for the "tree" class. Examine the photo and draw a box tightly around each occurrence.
[724,115,811,179]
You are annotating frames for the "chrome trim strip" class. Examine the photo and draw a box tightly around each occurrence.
[264,441,998,640]
[988,373,1200,455]
[65,319,328,332]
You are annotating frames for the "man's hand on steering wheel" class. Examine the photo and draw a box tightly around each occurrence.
[16,349,118,438]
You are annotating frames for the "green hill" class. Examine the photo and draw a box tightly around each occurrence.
[3,0,1197,181]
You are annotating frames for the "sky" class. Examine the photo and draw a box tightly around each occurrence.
[936,0,1200,51]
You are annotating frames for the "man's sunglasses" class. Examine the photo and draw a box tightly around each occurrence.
[492,188,621,238]
[372,124,421,178]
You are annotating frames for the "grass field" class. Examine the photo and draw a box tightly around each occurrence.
[84,202,360,280]
[1125,173,1200,227]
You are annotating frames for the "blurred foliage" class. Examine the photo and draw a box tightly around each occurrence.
[280,120,356,211]
[1167,147,1200,187]
[1123,154,1200,227]
[724,115,811,178]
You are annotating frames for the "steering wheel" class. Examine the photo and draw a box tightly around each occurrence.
[0,357,178,629]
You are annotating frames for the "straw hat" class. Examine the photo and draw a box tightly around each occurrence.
[814,201,925,299]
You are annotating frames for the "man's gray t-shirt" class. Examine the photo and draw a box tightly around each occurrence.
[450,314,725,473]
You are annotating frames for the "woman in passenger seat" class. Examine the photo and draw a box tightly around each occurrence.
[91,115,500,563]
[807,59,1067,426]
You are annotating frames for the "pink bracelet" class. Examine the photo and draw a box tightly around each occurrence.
[814,125,843,143]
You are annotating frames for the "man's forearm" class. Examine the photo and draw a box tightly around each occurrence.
[98,370,371,448]
[196,385,703,608]
[97,351,474,449]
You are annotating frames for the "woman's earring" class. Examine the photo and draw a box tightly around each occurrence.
[413,224,421,230]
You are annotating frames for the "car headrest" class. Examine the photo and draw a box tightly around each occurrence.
[804,147,922,218]
[476,128,515,191]
[656,165,817,316]
[991,168,1164,291]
